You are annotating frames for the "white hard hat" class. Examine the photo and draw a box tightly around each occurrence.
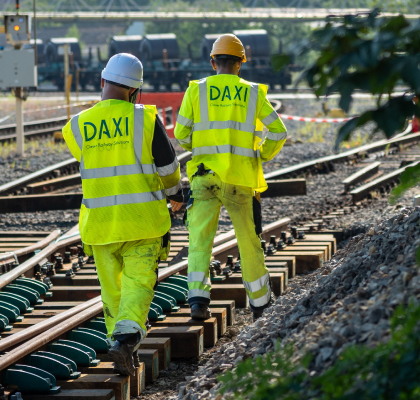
[102,53,143,89]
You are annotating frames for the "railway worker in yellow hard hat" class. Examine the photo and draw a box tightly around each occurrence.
[174,33,287,321]
[62,53,183,376]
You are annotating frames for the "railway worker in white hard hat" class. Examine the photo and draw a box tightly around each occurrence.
[62,53,183,376]
[174,34,287,321]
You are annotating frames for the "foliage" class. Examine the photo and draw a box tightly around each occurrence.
[272,9,420,150]
[218,301,420,399]
[144,0,311,60]
[66,23,85,50]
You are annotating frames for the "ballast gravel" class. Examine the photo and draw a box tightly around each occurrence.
[174,206,420,399]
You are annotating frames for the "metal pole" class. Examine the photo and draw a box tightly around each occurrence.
[64,43,69,117]
[15,88,24,156]
[64,43,69,96]
[76,68,79,101]
[33,0,37,66]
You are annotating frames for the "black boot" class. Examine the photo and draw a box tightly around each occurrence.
[190,303,211,320]
[108,333,140,376]
[252,292,276,321]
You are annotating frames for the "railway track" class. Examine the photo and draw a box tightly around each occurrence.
[1,106,420,397]
[0,215,341,399]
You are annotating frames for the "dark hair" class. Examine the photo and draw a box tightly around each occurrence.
[214,55,242,68]
[104,79,131,90]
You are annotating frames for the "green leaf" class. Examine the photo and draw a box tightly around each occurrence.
[271,54,291,71]
[390,162,420,204]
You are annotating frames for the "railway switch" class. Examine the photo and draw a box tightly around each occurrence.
[63,251,71,263]
[68,328,108,352]
[261,240,267,253]
[55,256,63,270]
[165,275,189,290]
[27,352,81,379]
[47,342,100,367]
[3,365,60,394]
[86,318,108,334]
[0,314,12,332]
[155,283,187,303]
[277,239,286,250]
[233,259,241,273]
[152,293,179,312]
[266,243,277,255]
[0,301,22,322]
[3,284,41,305]
[15,277,51,296]
[0,292,32,312]
[148,303,166,321]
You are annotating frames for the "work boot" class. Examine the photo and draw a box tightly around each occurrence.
[113,351,140,374]
[133,350,141,368]
[252,293,276,321]
[108,333,140,376]
[190,303,211,320]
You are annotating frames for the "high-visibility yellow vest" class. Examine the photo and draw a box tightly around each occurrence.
[187,75,268,192]
[64,100,170,245]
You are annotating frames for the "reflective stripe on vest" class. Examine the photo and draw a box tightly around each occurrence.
[83,190,166,209]
[71,104,164,209]
[192,144,260,158]
[193,78,260,158]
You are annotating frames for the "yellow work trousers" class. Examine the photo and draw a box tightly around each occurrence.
[186,173,271,310]
[91,238,161,340]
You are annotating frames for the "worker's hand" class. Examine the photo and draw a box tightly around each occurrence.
[170,200,183,212]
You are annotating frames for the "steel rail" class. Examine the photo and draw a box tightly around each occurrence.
[350,160,420,203]
[0,230,61,266]
[264,126,417,181]
[9,10,420,21]
[0,300,104,371]
[0,148,192,196]
[0,224,81,289]
[0,217,291,369]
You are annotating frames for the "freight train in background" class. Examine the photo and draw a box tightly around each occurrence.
[22,29,298,92]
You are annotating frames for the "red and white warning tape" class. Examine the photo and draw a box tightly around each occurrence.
[278,114,354,123]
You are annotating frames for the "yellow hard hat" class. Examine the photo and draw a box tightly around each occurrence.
[210,34,247,63]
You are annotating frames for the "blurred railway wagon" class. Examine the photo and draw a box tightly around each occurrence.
[27,29,296,91]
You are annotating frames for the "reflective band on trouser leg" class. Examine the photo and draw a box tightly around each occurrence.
[186,176,222,304]
[188,271,211,286]
[219,179,271,309]
[243,272,271,308]
[248,289,271,308]
[188,265,212,302]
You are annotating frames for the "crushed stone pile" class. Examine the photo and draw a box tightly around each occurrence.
[176,206,420,400]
